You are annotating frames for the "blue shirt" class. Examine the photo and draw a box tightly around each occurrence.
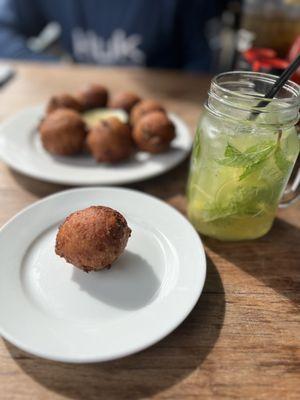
[0,0,222,71]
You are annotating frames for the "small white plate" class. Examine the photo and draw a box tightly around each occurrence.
[0,187,206,363]
[0,105,192,186]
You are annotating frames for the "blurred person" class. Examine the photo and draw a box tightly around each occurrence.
[0,0,227,71]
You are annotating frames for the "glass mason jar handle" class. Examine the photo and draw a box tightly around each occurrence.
[279,167,300,208]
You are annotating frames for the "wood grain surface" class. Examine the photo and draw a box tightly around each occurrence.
[0,62,299,400]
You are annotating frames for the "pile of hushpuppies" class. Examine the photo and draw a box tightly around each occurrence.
[39,83,176,163]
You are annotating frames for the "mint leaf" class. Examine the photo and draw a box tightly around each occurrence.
[217,144,248,167]
[217,141,276,180]
[202,185,272,222]
[192,128,201,160]
[239,159,265,180]
[225,143,243,159]
[206,141,288,222]
[244,142,275,156]
[274,146,291,174]
[202,186,263,222]
[239,142,276,180]
[243,142,275,161]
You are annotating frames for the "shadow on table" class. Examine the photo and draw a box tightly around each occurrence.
[9,168,67,198]
[5,257,225,400]
[72,250,161,310]
[131,159,189,209]
[8,157,190,203]
[205,218,300,307]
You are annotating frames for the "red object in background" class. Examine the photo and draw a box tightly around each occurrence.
[288,35,300,83]
[242,43,300,83]
[244,48,277,63]
[288,36,300,62]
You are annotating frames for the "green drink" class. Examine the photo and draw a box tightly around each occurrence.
[187,72,300,241]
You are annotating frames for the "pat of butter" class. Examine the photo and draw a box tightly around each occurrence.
[82,108,128,128]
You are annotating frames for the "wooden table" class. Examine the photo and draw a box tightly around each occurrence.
[0,62,299,400]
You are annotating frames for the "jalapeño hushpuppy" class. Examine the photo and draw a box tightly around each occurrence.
[87,117,134,163]
[39,109,87,156]
[130,99,165,125]
[46,93,82,114]
[133,111,175,153]
[76,83,108,111]
[109,92,141,114]
[55,206,131,272]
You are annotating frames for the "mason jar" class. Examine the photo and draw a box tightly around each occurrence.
[187,71,300,241]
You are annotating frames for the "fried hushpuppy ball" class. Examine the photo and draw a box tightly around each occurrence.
[39,109,87,156]
[55,206,131,272]
[76,83,108,111]
[46,93,82,114]
[109,92,141,113]
[133,111,175,153]
[130,99,165,125]
[87,117,134,163]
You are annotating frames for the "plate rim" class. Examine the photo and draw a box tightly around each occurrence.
[0,187,206,363]
[0,105,192,186]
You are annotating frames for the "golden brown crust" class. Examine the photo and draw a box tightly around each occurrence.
[55,206,131,272]
[86,117,134,163]
[76,84,108,111]
[130,99,165,125]
[133,111,175,153]
[46,93,82,114]
[109,92,141,113]
[39,109,87,156]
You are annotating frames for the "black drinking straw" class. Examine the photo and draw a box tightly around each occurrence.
[249,54,300,120]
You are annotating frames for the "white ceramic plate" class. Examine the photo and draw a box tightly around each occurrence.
[0,105,192,186]
[0,187,206,363]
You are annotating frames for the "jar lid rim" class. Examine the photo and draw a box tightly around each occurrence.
[212,71,300,105]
